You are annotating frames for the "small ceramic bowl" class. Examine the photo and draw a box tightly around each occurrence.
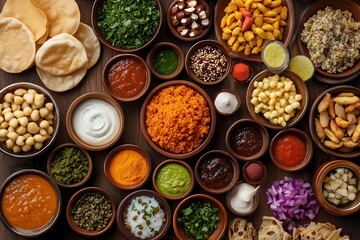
[214,89,241,116]
[313,160,360,216]
[91,0,162,52]
[195,150,239,194]
[269,128,313,172]
[66,92,124,151]
[0,82,60,158]
[242,161,267,185]
[104,144,152,190]
[0,169,62,237]
[152,159,194,200]
[185,40,231,85]
[309,85,360,158]
[102,54,151,102]
[226,181,260,216]
[261,41,290,74]
[173,194,228,240]
[226,119,270,161]
[47,143,92,188]
[117,190,171,240]
[231,59,254,84]
[66,187,116,237]
[246,69,309,130]
[146,42,185,80]
[167,0,212,41]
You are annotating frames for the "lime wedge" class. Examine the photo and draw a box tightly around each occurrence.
[263,43,286,68]
[289,55,315,81]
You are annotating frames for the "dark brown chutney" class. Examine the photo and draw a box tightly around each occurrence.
[199,154,233,189]
[230,124,262,157]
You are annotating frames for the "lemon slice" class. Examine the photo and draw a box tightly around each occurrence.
[289,55,315,81]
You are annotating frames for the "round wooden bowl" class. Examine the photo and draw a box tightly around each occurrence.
[269,128,313,172]
[308,86,360,158]
[226,181,260,216]
[140,80,216,159]
[47,143,92,188]
[298,0,360,81]
[66,187,116,237]
[313,160,360,216]
[195,150,239,194]
[91,0,162,52]
[246,69,309,130]
[214,0,295,62]
[146,42,185,80]
[173,194,228,240]
[242,161,267,185]
[102,54,151,102]
[104,144,152,191]
[231,59,254,85]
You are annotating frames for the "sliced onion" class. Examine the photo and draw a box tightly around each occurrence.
[266,177,319,232]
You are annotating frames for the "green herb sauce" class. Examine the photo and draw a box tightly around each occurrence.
[153,48,179,75]
[156,163,190,197]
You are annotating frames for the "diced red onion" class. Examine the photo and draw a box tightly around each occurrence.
[266,177,319,232]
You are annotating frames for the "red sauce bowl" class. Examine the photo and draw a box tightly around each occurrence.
[102,54,151,102]
[269,128,313,172]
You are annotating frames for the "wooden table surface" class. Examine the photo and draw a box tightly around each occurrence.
[1,0,359,239]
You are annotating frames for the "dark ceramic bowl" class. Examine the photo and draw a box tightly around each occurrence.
[242,161,267,185]
[231,59,254,85]
[226,181,260,216]
[0,169,62,237]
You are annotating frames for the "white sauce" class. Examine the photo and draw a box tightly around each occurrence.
[214,91,239,114]
[72,99,121,146]
[229,182,255,213]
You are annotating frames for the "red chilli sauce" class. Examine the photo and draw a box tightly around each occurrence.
[108,58,146,98]
[274,134,306,167]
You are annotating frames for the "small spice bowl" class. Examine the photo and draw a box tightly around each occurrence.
[195,150,239,194]
[242,161,267,185]
[173,194,228,240]
[104,144,152,191]
[185,40,231,85]
[214,89,241,116]
[269,128,313,172]
[117,190,171,240]
[231,59,254,84]
[102,54,151,102]
[152,159,194,200]
[261,41,290,74]
[226,181,260,216]
[47,143,92,188]
[226,119,270,161]
[313,160,360,216]
[66,187,116,237]
[146,42,185,80]
[66,92,124,151]
[0,169,62,238]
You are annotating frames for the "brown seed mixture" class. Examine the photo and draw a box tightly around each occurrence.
[190,45,228,82]
[145,85,211,154]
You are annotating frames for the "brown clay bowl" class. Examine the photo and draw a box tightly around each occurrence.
[309,86,360,158]
[91,0,162,52]
[140,80,216,159]
[246,69,309,130]
[226,181,260,216]
[66,92,124,151]
[298,0,360,80]
[146,42,185,80]
[104,144,152,191]
[313,160,360,216]
[117,190,171,240]
[173,194,228,240]
[0,82,60,158]
[47,143,92,188]
[231,59,254,85]
[167,0,212,41]
[152,159,194,201]
[66,187,116,237]
[185,40,231,85]
[0,169,62,237]
[242,161,267,185]
[225,119,269,161]
[269,128,313,172]
[102,54,151,102]
[214,89,241,116]
[195,150,239,194]
[214,0,295,62]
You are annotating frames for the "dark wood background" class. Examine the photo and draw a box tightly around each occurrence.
[0,0,359,239]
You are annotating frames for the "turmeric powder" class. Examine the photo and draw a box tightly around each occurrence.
[109,149,148,185]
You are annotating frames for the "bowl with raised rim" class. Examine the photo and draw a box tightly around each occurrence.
[242,161,267,185]
[226,181,260,216]
[231,59,254,85]
[214,89,241,116]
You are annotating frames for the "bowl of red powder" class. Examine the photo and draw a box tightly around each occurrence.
[231,60,253,84]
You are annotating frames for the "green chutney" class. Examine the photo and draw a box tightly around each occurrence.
[156,163,190,197]
[153,48,179,75]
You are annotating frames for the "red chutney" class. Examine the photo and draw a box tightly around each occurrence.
[108,58,146,98]
[1,174,58,230]
[274,134,306,167]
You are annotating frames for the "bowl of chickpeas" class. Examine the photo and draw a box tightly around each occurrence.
[0,82,59,158]
[246,69,309,130]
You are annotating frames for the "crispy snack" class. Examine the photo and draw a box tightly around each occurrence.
[228,218,257,240]
[293,222,349,240]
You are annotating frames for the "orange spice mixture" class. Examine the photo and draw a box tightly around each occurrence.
[146,85,211,153]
